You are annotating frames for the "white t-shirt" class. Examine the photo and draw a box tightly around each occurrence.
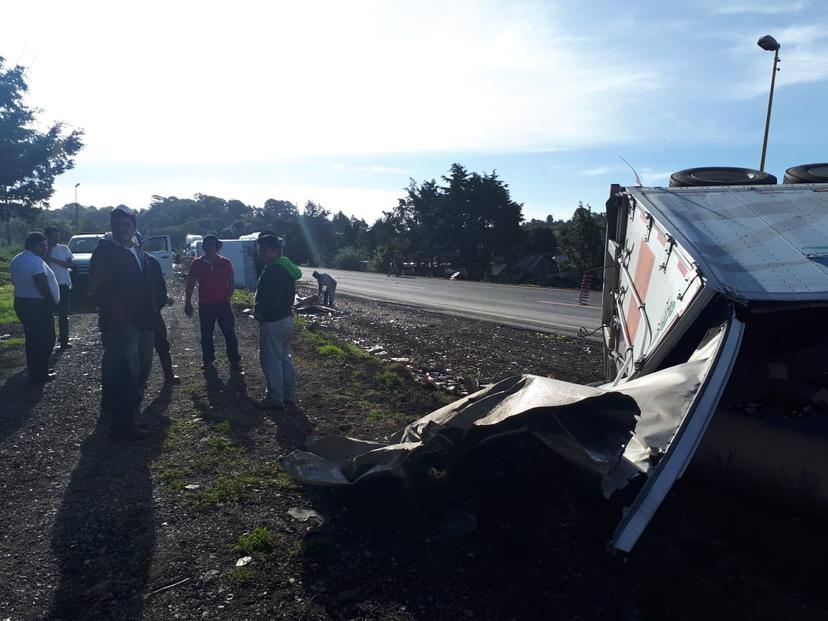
[10,250,60,303]
[128,245,143,271]
[47,244,74,288]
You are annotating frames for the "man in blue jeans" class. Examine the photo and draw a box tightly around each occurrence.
[252,235,302,411]
[184,235,241,369]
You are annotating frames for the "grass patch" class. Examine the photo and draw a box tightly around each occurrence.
[375,370,403,389]
[227,566,254,583]
[0,285,17,325]
[360,400,407,426]
[304,327,369,361]
[232,289,255,307]
[318,343,347,358]
[232,526,278,555]
[0,337,24,348]
[188,462,297,509]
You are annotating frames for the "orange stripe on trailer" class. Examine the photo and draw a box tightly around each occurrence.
[626,242,655,343]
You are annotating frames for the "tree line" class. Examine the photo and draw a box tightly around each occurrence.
[28,172,605,284]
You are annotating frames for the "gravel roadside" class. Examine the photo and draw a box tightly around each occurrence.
[2,273,828,620]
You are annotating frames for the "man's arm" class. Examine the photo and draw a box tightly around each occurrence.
[33,274,56,306]
[225,261,235,303]
[88,248,111,303]
[48,247,73,269]
[184,263,197,316]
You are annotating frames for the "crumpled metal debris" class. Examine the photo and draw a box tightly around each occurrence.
[294,294,342,315]
[287,507,324,524]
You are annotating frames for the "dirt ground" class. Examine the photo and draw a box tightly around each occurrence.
[2,271,828,620]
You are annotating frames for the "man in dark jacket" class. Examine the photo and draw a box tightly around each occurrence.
[253,234,302,410]
[89,205,157,439]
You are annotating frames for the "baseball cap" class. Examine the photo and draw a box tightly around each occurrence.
[111,204,137,223]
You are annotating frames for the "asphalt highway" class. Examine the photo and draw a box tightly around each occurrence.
[300,269,603,335]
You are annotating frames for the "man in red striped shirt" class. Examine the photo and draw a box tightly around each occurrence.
[184,235,241,369]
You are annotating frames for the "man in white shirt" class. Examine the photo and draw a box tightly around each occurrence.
[45,226,74,349]
[10,231,60,382]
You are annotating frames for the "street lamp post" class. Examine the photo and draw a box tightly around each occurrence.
[74,182,81,231]
[757,34,781,172]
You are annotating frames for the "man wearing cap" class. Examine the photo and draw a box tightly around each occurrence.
[184,234,241,369]
[89,205,158,440]
[311,270,337,307]
[253,234,302,410]
[44,226,74,349]
[10,232,60,382]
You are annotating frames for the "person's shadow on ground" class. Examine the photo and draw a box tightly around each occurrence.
[49,392,169,620]
[0,371,44,446]
[194,365,269,446]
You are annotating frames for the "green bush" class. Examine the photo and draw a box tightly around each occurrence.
[333,246,364,271]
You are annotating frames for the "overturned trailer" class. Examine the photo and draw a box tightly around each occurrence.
[602,181,828,548]
[284,180,828,553]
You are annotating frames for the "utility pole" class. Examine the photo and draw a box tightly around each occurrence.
[74,182,81,231]
[757,35,781,172]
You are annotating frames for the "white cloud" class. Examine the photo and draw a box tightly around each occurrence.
[577,165,628,177]
[1,0,660,164]
[329,164,409,175]
[713,2,806,15]
[639,170,673,186]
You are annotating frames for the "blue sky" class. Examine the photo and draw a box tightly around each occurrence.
[2,0,827,223]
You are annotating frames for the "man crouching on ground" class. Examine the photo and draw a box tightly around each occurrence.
[89,205,157,440]
[253,234,302,411]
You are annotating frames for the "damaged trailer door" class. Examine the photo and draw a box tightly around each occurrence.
[283,312,743,552]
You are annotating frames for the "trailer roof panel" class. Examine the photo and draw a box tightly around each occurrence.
[628,185,828,301]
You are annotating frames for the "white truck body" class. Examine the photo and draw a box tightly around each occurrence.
[601,182,828,550]
[219,239,259,289]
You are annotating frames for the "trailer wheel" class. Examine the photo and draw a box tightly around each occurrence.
[783,163,828,184]
[669,167,777,187]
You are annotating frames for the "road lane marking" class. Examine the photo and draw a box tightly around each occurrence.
[538,299,600,309]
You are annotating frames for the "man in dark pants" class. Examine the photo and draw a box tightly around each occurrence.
[184,234,241,369]
[140,236,180,385]
[89,206,158,440]
[10,232,59,382]
[44,226,74,349]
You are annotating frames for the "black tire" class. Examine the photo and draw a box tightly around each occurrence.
[669,167,777,187]
[783,163,828,184]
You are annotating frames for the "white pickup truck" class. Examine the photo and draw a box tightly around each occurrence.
[68,233,174,285]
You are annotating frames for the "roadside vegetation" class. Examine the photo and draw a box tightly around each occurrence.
[0,245,20,325]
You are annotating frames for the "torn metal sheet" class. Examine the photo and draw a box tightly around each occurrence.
[282,319,738,552]
[294,294,341,315]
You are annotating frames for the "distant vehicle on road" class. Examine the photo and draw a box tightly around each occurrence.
[185,234,203,256]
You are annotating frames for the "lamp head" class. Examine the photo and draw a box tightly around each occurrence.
[757,35,780,52]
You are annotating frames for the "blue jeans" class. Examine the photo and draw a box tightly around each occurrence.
[198,302,240,363]
[259,317,296,405]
